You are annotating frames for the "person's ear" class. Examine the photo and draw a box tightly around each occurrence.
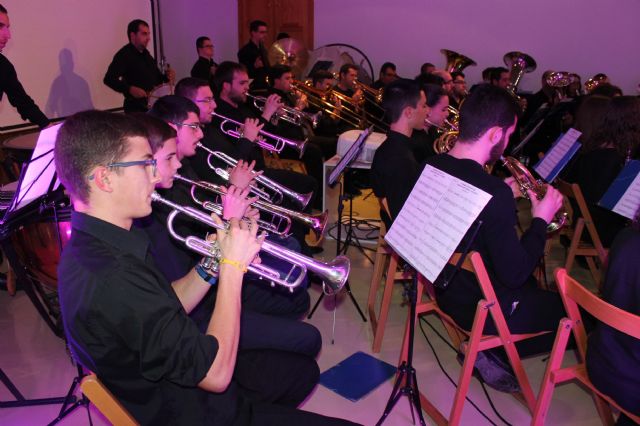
[486,126,504,145]
[90,166,114,193]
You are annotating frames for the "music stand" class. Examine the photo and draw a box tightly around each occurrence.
[308,128,373,326]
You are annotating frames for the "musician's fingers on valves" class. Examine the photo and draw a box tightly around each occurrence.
[221,185,258,220]
[228,159,262,190]
[213,215,264,272]
[241,118,263,142]
[529,185,564,224]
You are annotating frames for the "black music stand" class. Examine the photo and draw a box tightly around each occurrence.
[308,128,373,325]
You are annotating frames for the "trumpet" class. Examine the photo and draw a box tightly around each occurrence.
[212,111,307,158]
[151,192,349,294]
[197,143,313,209]
[174,174,292,237]
[246,93,322,129]
[174,173,329,241]
[500,156,568,234]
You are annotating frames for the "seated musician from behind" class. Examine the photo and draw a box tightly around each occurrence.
[370,79,429,229]
[566,96,640,247]
[427,84,566,391]
[587,207,640,424]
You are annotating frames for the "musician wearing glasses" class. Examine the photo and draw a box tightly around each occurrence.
[104,19,174,113]
[237,19,270,90]
[0,4,49,128]
[426,85,567,391]
[372,62,398,90]
[449,71,467,110]
[432,69,454,95]
[190,36,218,86]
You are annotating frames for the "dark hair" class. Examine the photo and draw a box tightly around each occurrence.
[380,62,396,75]
[489,67,509,84]
[269,64,292,85]
[420,63,435,74]
[589,96,640,158]
[55,110,147,203]
[213,61,246,95]
[451,71,465,80]
[573,95,611,151]
[481,67,494,81]
[312,70,334,86]
[590,83,623,98]
[381,79,423,123]
[458,84,519,142]
[249,20,267,32]
[339,63,358,76]
[148,95,199,125]
[127,19,148,39]
[196,36,210,49]
[422,84,447,108]
[130,113,177,153]
[415,72,444,87]
[276,32,290,40]
[175,77,209,100]
[0,4,7,14]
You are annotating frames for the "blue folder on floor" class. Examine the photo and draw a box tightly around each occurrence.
[319,351,397,402]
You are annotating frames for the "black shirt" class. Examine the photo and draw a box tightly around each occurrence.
[370,130,423,227]
[58,211,232,424]
[426,154,548,327]
[190,56,217,85]
[237,41,269,89]
[409,127,438,164]
[103,43,166,113]
[0,53,49,128]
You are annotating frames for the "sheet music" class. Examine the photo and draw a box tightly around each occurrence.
[385,165,492,282]
[533,128,582,182]
[599,160,640,220]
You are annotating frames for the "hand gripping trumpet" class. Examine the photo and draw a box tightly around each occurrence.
[174,173,329,240]
[211,111,307,158]
[500,156,568,234]
[151,192,349,294]
[197,143,313,209]
[245,93,322,129]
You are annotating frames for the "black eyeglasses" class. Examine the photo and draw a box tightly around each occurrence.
[88,159,157,180]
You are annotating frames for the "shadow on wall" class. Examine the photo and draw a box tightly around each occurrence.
[45,48,94,118]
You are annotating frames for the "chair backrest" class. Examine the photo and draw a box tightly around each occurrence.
[555,268,640,360]
[80,374,138,426]
[448,251,500,307]
[556,179,606,252]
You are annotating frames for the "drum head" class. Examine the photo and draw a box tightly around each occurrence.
[148,84,174,109]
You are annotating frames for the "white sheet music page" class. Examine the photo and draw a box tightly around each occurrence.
[533,128,581,182]
[613,172,640,219]
[385,164,492,282]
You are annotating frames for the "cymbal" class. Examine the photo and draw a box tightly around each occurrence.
[268,38,309,77]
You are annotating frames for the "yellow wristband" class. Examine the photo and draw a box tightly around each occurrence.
[219,258,248,273]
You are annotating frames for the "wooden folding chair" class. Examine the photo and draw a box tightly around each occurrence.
[532,268,640,425]
[399,252,550,425]
[80,374,138,426]
[556,180,608,288]
[367,220,413,352]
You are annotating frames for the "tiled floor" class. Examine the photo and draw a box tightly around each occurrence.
[0,187,605,425]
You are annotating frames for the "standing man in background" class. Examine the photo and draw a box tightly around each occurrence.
[0,4,49,128]
[190,36,217,88]
[237,20,270,91]
[104,19,175,113]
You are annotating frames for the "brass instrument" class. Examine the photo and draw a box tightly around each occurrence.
[441,49,477,73]
[503,51,537,101]
[431,105,460,154]
[197,143,313,209]
[151,192,349,294]
[584,73,609,93]
[211,111,307,158]
[174,173,329,241]
[500,156,568,233]
[245,93,322,129]
[354,79,383,104]
[290,80,363,128]
[546,71,579,101]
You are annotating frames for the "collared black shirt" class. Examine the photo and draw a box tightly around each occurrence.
[58,211,229,425]
[409,127,438,164]
[103,43,166,113]
[237,41,269,88]
[0,53,49,128]
[371,130,423,226]
[425,154,548,327]
[191,56,217,85]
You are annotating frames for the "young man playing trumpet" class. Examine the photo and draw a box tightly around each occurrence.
[56,110,354,425]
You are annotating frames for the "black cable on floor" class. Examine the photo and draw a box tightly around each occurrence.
[418,317,514,426]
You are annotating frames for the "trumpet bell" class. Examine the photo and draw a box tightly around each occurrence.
[441,49,477,74]
[317,255,351,294]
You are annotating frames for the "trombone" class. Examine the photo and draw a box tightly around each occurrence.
[174,173,329,241]
[197,143,313,209]
[245,93,322,129]
[291,80,364,130]
[211,111,307,158]
[151,192,349,294]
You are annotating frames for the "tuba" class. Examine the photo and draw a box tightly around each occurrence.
[431,105,460,154]
[500,156,568,233]
[584,73,609,93]
[441,49,477,73]
[546,71,579,101]
[503,51,537,101]
[151,192,349,294]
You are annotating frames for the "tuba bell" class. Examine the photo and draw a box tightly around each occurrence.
[584,73,609,93]
[441,49,477,74]
[503,51,537,100]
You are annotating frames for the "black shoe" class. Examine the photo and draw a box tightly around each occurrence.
[457,347,521,393]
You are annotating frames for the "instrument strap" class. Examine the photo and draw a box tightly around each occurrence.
[438,220,483,289]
